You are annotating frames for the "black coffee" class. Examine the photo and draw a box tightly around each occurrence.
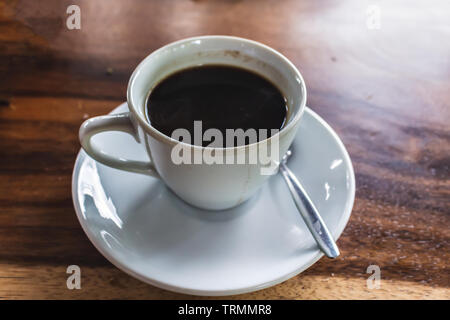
[146,65,287,147]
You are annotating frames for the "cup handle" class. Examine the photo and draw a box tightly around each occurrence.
[79,112,159,177]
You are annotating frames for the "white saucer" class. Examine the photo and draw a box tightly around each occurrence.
[72,103,355,296]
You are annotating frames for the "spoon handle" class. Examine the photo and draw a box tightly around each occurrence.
[279,163,340,258]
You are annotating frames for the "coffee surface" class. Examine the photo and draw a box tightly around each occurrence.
[146,65,287,147]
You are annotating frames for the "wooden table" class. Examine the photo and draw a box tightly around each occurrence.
[0,0,448,299]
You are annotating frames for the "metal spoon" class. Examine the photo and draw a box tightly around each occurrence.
[279,149,340,258]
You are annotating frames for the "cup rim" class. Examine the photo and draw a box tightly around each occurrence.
[127,35,307,151]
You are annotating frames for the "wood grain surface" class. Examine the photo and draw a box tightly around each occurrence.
[0,0,449,299]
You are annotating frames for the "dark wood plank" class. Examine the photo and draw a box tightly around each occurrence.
[0,0,448,299]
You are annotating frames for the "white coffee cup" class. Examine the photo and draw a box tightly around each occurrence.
[79,36,306,210]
